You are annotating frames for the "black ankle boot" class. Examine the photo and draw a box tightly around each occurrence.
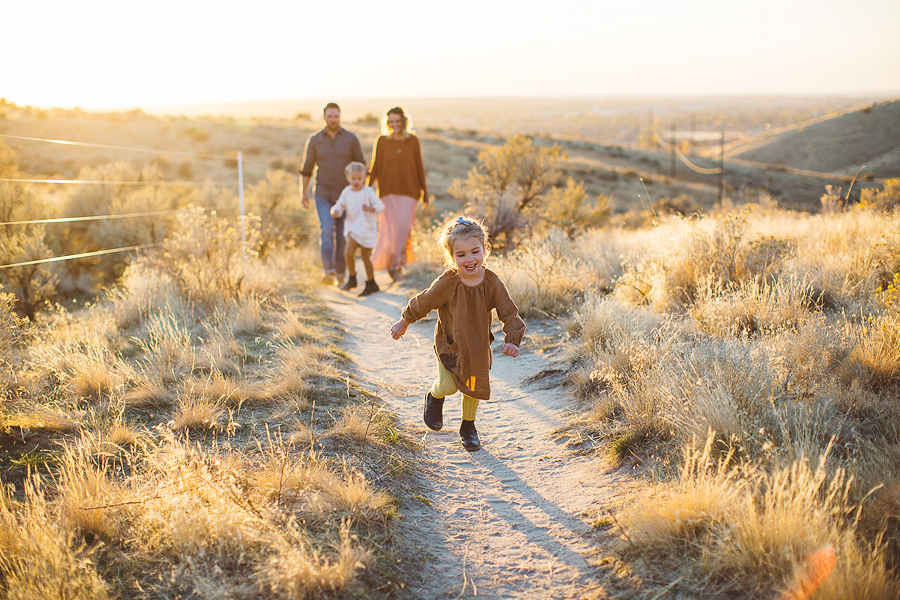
[423,392,444,431]
[459,419,481,451]
[358,279,380,297]
[340,274,357,291]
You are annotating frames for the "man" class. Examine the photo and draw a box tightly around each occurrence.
[300,102,366,285]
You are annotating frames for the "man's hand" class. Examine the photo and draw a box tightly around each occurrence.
[301,194,311,210]
[502,343,519,357]
[391,319,409,340]
[363,204,376,213]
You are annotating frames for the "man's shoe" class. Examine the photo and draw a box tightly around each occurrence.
[321,274,337,286]
[358,279,380,297]
[340,275,357,291]
[423,392,444,431]
[460,419,481,451]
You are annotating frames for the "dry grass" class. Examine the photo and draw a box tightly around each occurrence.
[564,205,900,596]
[0,235,416,598]
[0,478,112,599]
[620,440,896,598]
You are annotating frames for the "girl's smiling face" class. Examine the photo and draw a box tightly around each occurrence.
[452,236,485,277]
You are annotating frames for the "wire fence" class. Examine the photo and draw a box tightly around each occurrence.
[0,132,272,169]
[0,243,165,270]
[0,130,276,270]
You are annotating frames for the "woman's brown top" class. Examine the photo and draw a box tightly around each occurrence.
[401,268,526,400]
[367,134,428,201]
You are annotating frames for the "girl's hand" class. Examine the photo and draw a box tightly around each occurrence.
[502,343,519,357]
[391,319,409,340]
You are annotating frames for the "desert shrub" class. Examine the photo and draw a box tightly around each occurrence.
[0,225,58,320]
[96,185,181,248]
[0,292,25,386]
[244,169,317,256]
[821,184,846,214]
[859,179,900,212]
[839,273,900,391]
[540,178,611,238]
[0,147,58,319]
[653,193,701,217]
[449,134,565,249]
[58,161,185,289]
[869,234,900,290]
[143,206,262,308]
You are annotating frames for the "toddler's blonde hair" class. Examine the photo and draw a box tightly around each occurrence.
[437,216,491,269]
[345,161,367,176]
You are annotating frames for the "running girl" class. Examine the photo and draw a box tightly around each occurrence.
[390,216,525,451]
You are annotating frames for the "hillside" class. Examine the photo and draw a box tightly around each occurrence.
[732,98,900,178]
[1,99,893,217]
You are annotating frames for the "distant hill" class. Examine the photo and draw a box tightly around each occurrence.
[732,99,900,178]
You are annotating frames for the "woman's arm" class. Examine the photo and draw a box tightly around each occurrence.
[366,137,382,189]
[413,135,429,205]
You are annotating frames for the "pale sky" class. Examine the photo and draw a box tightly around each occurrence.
[3,0,899,110]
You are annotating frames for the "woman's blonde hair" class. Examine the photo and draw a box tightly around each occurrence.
[381,106,415,137]
[437,216,491,269]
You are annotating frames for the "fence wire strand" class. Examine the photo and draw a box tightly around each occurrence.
[0,132,275,169]
[0,242,164,270]
[0,177,236,187]
[0,205,232,227]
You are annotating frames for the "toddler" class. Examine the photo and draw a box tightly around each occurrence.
[330,162,384,296]
[390,216,525,450]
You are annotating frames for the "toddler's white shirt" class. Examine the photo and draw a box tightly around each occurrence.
[330,185,384,248]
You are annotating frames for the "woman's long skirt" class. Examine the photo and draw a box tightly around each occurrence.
[371,194,418,272]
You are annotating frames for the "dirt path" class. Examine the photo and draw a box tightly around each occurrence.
[322,281,624,599]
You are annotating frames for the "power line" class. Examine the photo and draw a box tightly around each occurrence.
[653,124,722,175]
[674,144,722,175]
[0,242,164,270]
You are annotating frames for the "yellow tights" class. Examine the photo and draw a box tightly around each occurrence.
[430,361,479,421]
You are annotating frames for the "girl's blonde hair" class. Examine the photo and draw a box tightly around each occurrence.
[437,216,491,269]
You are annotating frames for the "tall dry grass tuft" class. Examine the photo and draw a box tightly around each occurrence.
[141,205,263,308]
[491,230,594,317]
[620,439,896,599]
[0,478,112,599]
[108,262,183,330]
[115,434,393,598]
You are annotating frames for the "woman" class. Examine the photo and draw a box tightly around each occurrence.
[367,107,429,280]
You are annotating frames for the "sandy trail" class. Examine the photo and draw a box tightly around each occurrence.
[322,281,620,599]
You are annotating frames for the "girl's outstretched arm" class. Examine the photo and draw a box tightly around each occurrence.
[391,319,409,339]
